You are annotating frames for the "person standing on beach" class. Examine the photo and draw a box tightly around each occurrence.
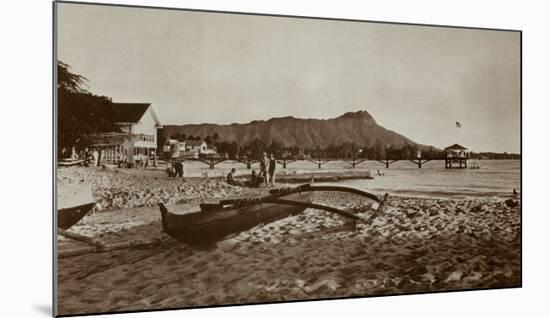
[174,160,184,178]
[268,153,277,187]
[92,149,99,167]
[98,149,103,167]
[84,148,93,167]
[259,152,269,186]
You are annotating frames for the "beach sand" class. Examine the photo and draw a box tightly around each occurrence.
[57,166,262,211]
[56,167,520,316]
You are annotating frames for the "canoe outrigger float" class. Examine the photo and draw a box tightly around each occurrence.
[159,183,389,244]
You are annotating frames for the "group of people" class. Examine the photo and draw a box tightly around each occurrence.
[165,153,278,187]
[166,161,184,178]
[227,152,277,187]
[76,148,101,167]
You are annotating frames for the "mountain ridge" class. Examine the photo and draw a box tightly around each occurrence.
[160,110,432,150]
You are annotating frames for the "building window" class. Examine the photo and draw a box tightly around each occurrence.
[139,135,154,143]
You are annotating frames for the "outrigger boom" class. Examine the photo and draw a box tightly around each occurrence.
[215,184,388,224]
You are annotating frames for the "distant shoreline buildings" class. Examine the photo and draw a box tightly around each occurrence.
[162,138,218,159]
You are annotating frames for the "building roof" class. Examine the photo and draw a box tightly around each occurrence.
[112,103,151,123]
[444,144,468,151]
[185,140,206,146]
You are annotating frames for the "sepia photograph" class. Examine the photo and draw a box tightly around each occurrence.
[54,1,521,316]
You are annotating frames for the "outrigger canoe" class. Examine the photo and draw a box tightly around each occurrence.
[159,184,389,244]
[58,158,87,167]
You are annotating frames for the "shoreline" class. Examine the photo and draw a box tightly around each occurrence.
[57,166,517,212]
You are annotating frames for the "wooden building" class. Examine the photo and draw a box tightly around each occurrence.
[201,144,218,156]
[89,103,162,166]
[163,138,190,159]
[184,140,207,153]
[444,144,469,169]
[162,138,177,155]
[162,138,219,159]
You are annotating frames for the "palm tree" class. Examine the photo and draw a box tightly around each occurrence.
[58,60,87,93]
[57,60,120,154]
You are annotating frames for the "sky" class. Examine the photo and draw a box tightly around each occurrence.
[57,3,520,153]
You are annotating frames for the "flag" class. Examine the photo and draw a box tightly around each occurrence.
[456,121,462,128]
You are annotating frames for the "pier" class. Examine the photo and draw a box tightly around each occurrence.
[167,145,471,170]
[170,154,455,170]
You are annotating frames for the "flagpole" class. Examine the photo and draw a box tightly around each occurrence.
[455,121,462,144]
[455,121,460,144]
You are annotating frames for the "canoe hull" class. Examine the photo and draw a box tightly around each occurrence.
[160,192,313,244]
[58,159,86,167]
[57,202,96,230]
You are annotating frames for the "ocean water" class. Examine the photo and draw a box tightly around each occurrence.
[337,160,521,199]
[174,158,519,199]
